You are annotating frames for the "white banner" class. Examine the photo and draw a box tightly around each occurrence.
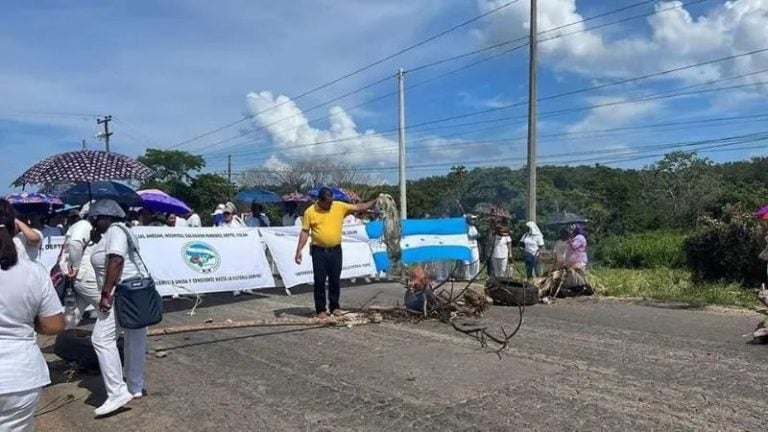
[39,236,66,272]
[259,226,376,288]
[131,227,275,296]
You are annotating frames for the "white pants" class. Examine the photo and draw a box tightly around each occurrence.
[493,258,509,278]
[0,388,40,432]
[76,282,147,398]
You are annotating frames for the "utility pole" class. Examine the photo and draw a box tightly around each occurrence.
[397,67,407,219]
[526,0,538,222]
[97,115,113,152]
[227,154,233,200]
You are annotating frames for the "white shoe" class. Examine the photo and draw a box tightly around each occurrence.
[94,391,133,416]
[131,391,144,399]
[350,278,357,284]
[233,290,242,297]
[364,277,372,283]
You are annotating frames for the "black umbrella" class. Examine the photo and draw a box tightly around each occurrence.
[546,212,588,225]
[12,150,153,187]
[61,181,142,207]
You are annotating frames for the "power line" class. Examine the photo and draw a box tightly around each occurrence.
[186,0,706,155]
[204,65,768,163]
[169,0,520,148]
[208,112,768,165]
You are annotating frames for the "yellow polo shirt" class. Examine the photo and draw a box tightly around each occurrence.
[302,201,352,247]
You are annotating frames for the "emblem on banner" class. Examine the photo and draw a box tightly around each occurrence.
[182,241,221,273]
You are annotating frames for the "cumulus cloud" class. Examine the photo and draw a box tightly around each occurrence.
[246,91,399,164]
[477,0,768,85]
[566,98,660,134]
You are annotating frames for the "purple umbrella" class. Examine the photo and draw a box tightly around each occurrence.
[137,189,191,215]
[281,192,312,203]
[4,192,63,213]
[756,205,768,218]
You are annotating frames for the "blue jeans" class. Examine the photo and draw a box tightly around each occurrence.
[524,252,540,278]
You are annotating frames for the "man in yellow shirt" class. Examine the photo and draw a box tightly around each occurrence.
[295,187,378,318]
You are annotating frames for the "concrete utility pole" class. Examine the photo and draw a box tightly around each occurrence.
[97,115,113,152]
[397,67,407,219]
[227,154,233,200]
[525,0,538,223]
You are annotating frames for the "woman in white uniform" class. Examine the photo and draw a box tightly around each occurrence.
[13,217,42,262]
[88,200,149,416]
[0,199,64,432]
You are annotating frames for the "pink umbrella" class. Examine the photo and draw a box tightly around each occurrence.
[755,205,768,218]
[282,192,312,203]
[337,188,361,203]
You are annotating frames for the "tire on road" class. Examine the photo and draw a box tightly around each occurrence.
[486,279,539,306]
[53,329,125,371]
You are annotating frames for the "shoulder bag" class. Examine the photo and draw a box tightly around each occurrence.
[112,224,163,329]
[49,241,70,302]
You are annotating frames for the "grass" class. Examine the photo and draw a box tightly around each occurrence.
[590,267,760,309]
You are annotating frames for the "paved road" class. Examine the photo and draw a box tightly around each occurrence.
[37,283,768,431]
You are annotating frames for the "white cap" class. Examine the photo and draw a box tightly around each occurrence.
[211,203,226,215]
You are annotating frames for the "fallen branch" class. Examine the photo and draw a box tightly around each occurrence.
[148,313,383,336]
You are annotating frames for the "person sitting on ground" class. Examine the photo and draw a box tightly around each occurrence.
[244,202,270,227]
[0,199,65,431]
[520,221,545,279]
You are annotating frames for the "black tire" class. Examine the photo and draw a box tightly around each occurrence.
[53,329,125,371]
[487,280,538,306]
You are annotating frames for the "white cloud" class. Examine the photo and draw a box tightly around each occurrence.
[477,0,768,87]
[246,91,399,164]
[566,97,660,134]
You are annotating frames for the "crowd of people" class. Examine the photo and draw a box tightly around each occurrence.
[1,188,594,429]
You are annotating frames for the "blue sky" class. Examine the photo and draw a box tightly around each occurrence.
[2,0,768,193]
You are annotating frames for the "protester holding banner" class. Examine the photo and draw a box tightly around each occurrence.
[244,203,270,227]
[0,199,64,432]
[295,187,378,318]
[88,200,148,417]
[220,202,245,228]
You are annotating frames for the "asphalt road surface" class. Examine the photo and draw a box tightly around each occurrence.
[36,282,768,431]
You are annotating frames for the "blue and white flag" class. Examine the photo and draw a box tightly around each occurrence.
[365,218,471,271]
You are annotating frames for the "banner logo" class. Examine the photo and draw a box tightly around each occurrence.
[182,241,221,273]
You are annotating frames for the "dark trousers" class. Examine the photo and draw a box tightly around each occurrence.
[311,245,342,314]
[524,252,540,278]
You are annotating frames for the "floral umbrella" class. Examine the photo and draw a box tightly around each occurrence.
[281,192,312,203]
[12,149,154,187]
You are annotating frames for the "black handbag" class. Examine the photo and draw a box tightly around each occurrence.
[112,225,163,329]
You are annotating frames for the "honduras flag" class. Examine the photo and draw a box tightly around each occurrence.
[365,218,471,271]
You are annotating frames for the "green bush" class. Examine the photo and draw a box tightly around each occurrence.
[683,211,765,286]
[595,231,686,269]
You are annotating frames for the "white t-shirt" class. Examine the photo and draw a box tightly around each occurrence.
[64,219,98,288]
[14,229,43,262]
[0,259,63,394]
[220,217,246,228]
[186,214,202,228]
[492,235,512,259]
[42,225,63,238]
[282,214,297,227]
[521,234,544,255]
[91,224,145,290]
